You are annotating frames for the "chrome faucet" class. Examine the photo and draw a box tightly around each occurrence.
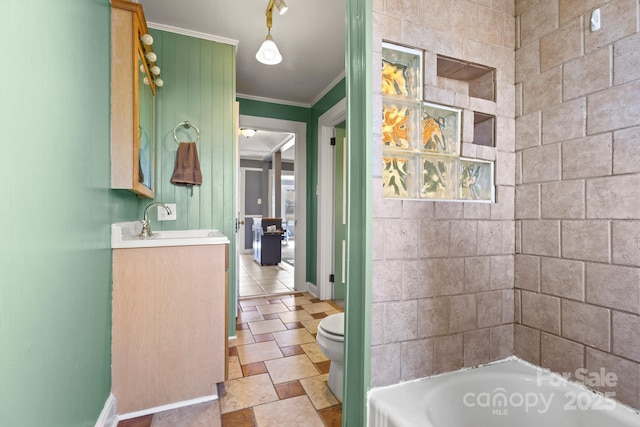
[139,202,172,238]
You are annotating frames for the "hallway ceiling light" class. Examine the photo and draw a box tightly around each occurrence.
[256,0,287,65]
[240,128,257,138]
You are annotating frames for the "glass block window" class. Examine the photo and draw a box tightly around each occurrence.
[381,42,495,203]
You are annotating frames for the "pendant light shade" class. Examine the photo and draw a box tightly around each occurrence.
[256,32,282,65]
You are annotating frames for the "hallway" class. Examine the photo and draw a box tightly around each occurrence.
[238,251,295,298]
[118,292,343,426]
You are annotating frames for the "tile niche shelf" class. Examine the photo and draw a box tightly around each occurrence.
[381,42,495,202]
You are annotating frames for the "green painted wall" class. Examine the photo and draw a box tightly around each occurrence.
[238,79,346,285]
[150,30,237,336]
[238,98,311,123]
[0,1,139,425]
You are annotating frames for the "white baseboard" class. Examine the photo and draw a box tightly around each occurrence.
[117,394,219,421]
[95,393,118,427]
[305,282,318,298]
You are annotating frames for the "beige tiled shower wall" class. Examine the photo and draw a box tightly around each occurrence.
[371,0,516,387]
[515,0,640,410]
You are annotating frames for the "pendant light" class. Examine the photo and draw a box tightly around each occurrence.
[256,0,288,65]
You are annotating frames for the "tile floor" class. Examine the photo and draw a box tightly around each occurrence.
[118,292,344,427]
[238,253,295,298]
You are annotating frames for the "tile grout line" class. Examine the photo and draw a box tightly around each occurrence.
[222,292,344,426]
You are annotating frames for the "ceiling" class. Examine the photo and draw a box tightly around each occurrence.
[139,0,346,161]
[239,129,295,162]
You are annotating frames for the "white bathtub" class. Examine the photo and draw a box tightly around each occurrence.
[368,357,640,427]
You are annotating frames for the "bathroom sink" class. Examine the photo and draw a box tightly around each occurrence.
[111,222,229,248]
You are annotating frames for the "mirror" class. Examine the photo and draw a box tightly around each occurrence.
[110,0,160,199]
[137,52,154,192]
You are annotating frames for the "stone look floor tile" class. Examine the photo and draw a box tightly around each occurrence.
[237,255,297,299]
[302,302,335,314]
[242,361,268,377]
[318,404,342,427]
[281,345,306,357]
[256,279,285,287]
[280,296,313,307]
[262,313,280,320]
[273,276,294,284]
[227,356,243,380]
[265,354,320,384]
[229,329,256,347]
[276,277,295,286]
[300,374,339,410]
[118,415,153,427]
[277,309,315,323]
[151,401,221,427]
[237,310,266,324]
[285,322,305,330]
[301,319,322,334]
[239,298,271,308]
[236,340,283,365]
[247,270,277,280]
[315,360,331,374]
[252,395,325,427]
[272,328,316,347]
[300,342,329,363]
[220,373,279,414]
[248,319,287,335]
[274,380,306,400]
[220,408,255,427]
[239,285,264,297]
[256,302,291,315]
[261,284,292,294]
[253,333,274,343]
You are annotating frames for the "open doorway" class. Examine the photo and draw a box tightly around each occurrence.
[236,115,307,299]
[315,98,347,300]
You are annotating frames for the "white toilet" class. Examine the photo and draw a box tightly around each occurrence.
[316,312,345,401]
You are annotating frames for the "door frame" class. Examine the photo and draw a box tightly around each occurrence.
[316,98,346,300]
[239,115,307,292]
[238,167,263,254]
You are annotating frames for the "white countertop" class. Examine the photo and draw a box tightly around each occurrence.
[111,222,230,248]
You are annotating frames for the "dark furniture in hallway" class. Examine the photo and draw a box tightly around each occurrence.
[252,217,283,265]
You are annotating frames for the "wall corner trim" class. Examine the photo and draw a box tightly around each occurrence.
[95,393,118,427]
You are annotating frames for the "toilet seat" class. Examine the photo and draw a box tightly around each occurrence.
[315,312,345,402]
[318,313,344,342]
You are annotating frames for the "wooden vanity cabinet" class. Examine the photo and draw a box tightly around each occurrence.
[112,244,228,415]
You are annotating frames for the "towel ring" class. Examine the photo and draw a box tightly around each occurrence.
[173,121,200,144]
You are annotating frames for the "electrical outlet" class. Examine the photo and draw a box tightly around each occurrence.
[158,203,177,221]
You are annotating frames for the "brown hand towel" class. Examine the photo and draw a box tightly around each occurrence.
[171,142,202,187]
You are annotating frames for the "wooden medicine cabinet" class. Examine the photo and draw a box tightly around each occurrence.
[111,0,159,198]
